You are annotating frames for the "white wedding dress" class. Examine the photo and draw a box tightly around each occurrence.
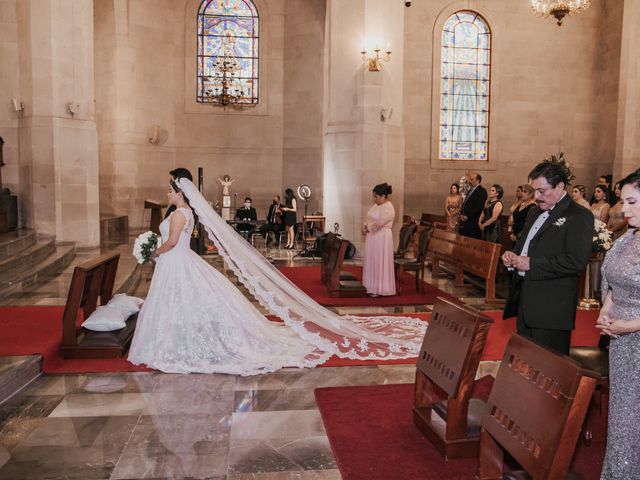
[128,179,427,375]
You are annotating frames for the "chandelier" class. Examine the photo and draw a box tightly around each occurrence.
[205,32,245,106]
[529,0,591,26]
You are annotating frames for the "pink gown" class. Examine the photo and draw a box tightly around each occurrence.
[362,201,396,296]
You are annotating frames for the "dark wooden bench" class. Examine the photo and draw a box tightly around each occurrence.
[420,213,447,229]
[413,297,493,459]
[428,229,502,303]
[323,233,366,298]
[60,251,138,359]
[477,334,598,479]
[320,232,357,284]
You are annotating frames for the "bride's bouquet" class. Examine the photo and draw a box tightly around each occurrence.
[592,219,613,253]
[133,231,161,264]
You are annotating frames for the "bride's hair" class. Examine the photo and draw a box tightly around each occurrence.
[170,180,199,225]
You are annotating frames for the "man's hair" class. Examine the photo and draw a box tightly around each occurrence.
[619,168,640,192]
[475,173,482,183]
[528,161,571,188]
[169,168,193,182]
[244,197,252,202]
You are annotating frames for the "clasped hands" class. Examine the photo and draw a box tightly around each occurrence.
[501,251,530,272]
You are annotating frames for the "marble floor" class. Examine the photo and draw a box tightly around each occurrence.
[0,233,505,479]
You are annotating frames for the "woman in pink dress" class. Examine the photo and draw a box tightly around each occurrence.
[362,183,396,297]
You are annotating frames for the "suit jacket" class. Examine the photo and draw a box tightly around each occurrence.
[503,194,593,330]
[235,206,257,221]
[459,185,488,239]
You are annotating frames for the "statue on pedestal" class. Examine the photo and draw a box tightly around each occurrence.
[218,174,235,196]
[218,174,234,221]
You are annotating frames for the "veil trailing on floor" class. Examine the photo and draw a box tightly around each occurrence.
[176,178,426,360]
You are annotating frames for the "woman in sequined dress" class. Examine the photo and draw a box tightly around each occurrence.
[596,168,640,480]
[444,183,462,232]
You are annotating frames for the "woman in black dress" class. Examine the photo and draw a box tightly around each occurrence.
[479,184,504,243]
[281,188,298,249]
[509,184,536,244]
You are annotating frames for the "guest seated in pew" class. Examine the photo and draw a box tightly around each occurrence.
[596,167,640,480]
[362,182,396,297]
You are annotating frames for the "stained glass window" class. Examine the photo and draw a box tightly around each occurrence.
[439,11,491,161]
[197,0,259,105]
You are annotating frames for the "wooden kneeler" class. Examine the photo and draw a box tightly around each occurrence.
[413,297,493,459]
[60,251,138,359]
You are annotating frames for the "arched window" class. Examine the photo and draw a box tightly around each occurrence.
[439,11,491,161]
[197,0,259,105]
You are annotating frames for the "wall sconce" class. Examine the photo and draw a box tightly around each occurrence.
[360,45,392,72]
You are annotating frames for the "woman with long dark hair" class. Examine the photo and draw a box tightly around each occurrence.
[596,168,640,480]
[281,188,297,249]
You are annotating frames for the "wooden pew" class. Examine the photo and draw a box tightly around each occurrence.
[320,232,357,284]
[144,199,166,234]
[60,251,138,359]
[420,213,447,229]
[324,234,366,298]
[428,229,502,303]
[413,297,493,459]
[477,334,598,480]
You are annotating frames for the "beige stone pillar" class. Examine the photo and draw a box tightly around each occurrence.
[16,0,99,246]
[323,0,405,253]
[613,0,640,180]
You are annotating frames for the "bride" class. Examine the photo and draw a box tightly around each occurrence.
[128,178,427,375]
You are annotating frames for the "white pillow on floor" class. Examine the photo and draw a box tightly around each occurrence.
[81,306,129,332]
[106,294,144,316]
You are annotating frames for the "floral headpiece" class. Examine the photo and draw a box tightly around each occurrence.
[542,152,575,184]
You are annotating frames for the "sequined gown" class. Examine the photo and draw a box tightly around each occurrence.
[600,230,640,480]
[128,207,324,375]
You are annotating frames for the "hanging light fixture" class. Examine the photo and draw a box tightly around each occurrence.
[529,0,591,26]
[204,32,245,107]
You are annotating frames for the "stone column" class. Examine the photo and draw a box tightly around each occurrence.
[16,0,99,246]
[613,0,640,180]
[323,0,405,252]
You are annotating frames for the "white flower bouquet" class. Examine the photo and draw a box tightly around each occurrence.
[133,231,161,264]
[592,219,613,253]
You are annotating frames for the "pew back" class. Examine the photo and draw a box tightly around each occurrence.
[427,229,501,302]
[478,334,598,480]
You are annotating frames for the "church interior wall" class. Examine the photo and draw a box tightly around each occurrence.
[94,0,326,228]
[402,0,623,220]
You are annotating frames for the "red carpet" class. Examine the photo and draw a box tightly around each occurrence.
[0,306,151,374]
[279,265,459,306]
[315,379,605,480]
[0,307,601,374]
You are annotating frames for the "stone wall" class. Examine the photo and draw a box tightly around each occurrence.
[402,0,620,219]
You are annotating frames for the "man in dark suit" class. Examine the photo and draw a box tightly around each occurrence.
[259,195,283,246]
[164,168,193,219]
[502,161,593,355]
[235,196,258,236]
[459,172,487,239]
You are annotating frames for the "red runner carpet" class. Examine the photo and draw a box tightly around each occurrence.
[315,379,605,480]
[0,307,600,373]
[279,265,459,306]
[0,306,151,374]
